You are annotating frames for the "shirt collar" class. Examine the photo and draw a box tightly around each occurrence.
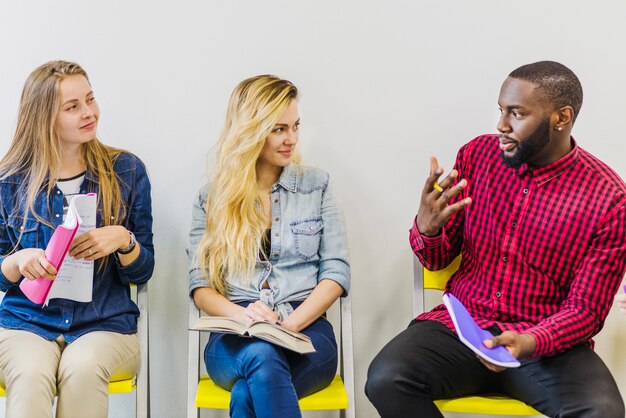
[516,137,580,186]
[276,163,298,193]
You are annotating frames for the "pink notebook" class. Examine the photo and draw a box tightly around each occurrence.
[443,293,521,368]
[19,199,82,304]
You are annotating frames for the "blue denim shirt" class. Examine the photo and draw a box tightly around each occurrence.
[188,164,350,320]
[0,152,154,342]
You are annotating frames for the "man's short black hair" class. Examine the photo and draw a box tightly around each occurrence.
[509,61,583,122]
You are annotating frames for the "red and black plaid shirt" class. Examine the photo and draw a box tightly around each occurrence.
[411,135,626,357]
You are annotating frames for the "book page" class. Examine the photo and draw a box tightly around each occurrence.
[248,322,315,354]
[191,316,248,334]
[191,316,316,354]
[46,194,97,304]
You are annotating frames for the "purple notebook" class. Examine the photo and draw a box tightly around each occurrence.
[443,293,521,368]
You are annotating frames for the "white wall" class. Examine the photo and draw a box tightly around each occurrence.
[1,1,625,417]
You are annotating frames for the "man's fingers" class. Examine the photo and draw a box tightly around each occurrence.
[437,177,466,203]
[441,197,472,217]
[423,157,444,193]
[429,156,440,175]
[436,169,459,191]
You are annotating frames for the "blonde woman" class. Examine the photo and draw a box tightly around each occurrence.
[0,61,154,418]
[188,75,350,417]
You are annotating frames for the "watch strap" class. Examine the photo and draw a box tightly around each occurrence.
[117,230,136,255]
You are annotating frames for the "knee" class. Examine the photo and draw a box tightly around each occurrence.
[243,341,285,365]
[585,393,625,418]
[241,341,289,380]
[230,378,253,408]
[58,352,106,384]
[365,351,407,402]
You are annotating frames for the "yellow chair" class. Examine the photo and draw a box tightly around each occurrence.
[0,283,149,418]
[413,256,542,416]
[187,294,355,418]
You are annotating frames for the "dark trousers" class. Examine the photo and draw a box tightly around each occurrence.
[365,320,624,418]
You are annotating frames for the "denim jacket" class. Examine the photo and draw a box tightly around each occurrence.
[0,152,154,342]
[188,164,350,320]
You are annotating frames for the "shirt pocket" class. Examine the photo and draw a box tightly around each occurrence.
[290,217,324,261]
[7,215,40,249]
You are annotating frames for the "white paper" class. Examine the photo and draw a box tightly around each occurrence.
[46,194,97,304]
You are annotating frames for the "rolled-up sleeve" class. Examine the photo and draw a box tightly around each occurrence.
[188,185,210,297]
[115,158,155,285]
[317,179,351,295]
[0,193,18,291]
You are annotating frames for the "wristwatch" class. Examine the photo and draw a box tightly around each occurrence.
[117,230,137,255]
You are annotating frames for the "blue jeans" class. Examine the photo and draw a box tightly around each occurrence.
[204,303,338,418]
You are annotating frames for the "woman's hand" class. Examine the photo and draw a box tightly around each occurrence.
[69,225,130,261]
[280,317,300,333]
[2,248,57,282]
[233,300,280,325]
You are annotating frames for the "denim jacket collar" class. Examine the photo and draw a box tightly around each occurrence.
[276,164,298,193]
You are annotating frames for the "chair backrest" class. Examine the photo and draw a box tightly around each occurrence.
[134,283,149,418]
[413,255,461,316]
[187,294,355,418]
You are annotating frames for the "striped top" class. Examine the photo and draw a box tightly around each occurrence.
[411,134,626,357]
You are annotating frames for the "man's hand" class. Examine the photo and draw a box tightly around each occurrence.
[416,157,472,236]
[480,331,536,372]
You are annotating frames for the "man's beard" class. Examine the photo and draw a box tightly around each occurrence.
[501,118,551,168]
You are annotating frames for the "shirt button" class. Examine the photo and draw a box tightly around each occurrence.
[273,253,279,258]
[55,214,60,218]
[503,256,508,262]
[274,217,279,222]
[512,222,517,227]
[523,188,529,194]
[496,292,502,298]
[274,233,279,237]
[56,190,61,194]
[65,319,69,324]
[274,199,278,203]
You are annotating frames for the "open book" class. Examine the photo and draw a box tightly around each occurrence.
[191,316,316,354]
[19,197,82,304]
[443,293,521,368]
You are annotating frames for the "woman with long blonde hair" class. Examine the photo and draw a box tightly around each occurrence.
[188,75,350,417]
[0,61,154,418]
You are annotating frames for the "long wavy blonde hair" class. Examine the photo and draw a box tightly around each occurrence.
[198,75,299,295]
[0,61,126,241]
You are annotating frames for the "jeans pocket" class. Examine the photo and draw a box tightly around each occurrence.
[290,217,323,261]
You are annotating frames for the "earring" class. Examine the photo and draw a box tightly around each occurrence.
[557,126,563,131]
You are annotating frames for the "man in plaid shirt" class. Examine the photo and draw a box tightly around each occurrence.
[367,61,626,418]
